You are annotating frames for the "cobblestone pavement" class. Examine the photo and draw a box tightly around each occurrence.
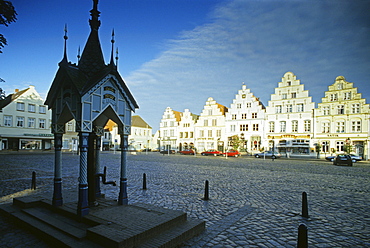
[0,151,369,247]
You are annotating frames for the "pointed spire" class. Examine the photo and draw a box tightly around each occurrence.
[110,29,115,66]
[115,47,119,68]
[89,0,101,31]
[77,46,81,64]
[60,24,68,64]
[78,0,106,77]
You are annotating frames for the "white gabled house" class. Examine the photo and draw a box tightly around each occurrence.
[159,107,181,151]
[0,85,53,150]
[265,72,316,156]
[225,84,266,154]
[177,109,199,151]
[194,97,228,152]
[315,76,370,159]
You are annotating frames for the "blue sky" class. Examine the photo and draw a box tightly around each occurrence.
[1,0,370,131]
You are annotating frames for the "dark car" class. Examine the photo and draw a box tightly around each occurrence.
[326,154,360,163]
[333,154,353,166]
[349,154,362,161]
[179,149,195,155]
[254,151,281,159]
[222,150,241,157]
[325,156,336,162]
[201,149,222,156]
[160,150,176,154]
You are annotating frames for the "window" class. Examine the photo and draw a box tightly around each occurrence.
[4,115,12,126]
[253,124,259,131]
[204,120,208,126]
[216,130,221,137]
[185,132,188,138]
[230,125,236,132]
[297,104,304,112]
[163,130,168,137]
[282,93,287,99]
[276,105,282,113]
[291,92,297,98]
[170,121,174,127]
[280,121,286,133]
[199,130,204,138]
[208,110,212,115]
[304,120,311,132]
[163,122,167,127]
[269,122,275,132]
[252,113,257,118]
[292,120,298,132]
[232,114,237,120]
[17,102,25,111]
[208,130,212,137]
[337,83,343,90]
[322,106,330,115]
[38,119,45,129]
[170,129,174,137]
[330,94,338,101]
[336,121,345,133]
[240,124,248,131]
[337,105,345,115]
[28,117,36,128]
[237,103,241,109]
[246,103,251,108]
[286,104,292,113]
[336,141,344,152]
[17,117,25,127]
[179,132,183,138]
[212,119,217,126]
[28,104,36,113]
[241,113,247,119]
[322,122,330,133]
[190,132,193,138]
[66,121,74,131]
[322,141,329,153]
[352,104,360,114]
[351,121,361,132]
[287,81,291,86]
[39,105,46,114]
[344,92,351,100]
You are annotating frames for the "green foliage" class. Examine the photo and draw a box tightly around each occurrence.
[0,0,17,53]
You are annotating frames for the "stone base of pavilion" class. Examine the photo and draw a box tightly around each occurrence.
[0,194,205,248]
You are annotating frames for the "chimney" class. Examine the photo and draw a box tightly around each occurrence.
[15,89,19,93]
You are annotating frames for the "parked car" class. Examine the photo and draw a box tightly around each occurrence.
[254,151,281,159]
[179,149,195,155]
[326,154,360,163]
[325,156,336,162]
[160,150,176,154]
[222,150,241,157]
[333,154,353,166]
[201,149,222,156]
[349,154,362,161]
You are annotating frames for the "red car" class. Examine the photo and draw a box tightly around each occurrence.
[179,149,195,155]
[222,150,241,157]
[201,149,222,156]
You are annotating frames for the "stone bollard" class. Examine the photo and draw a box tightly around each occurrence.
[297,223,308,248]
[302,192,309,218]
[143,173,147,190]
[203,180,209,200]
[31,171,36,190]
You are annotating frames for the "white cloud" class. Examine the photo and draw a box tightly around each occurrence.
[126,0,370,130]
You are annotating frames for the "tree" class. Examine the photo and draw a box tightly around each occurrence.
[0,0,17,53]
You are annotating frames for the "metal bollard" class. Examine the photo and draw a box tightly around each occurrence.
[302,192,309,218]
[143,173,147,190]
[203,180,209,200]
[31,171,36,190]
[297,224,308,248]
